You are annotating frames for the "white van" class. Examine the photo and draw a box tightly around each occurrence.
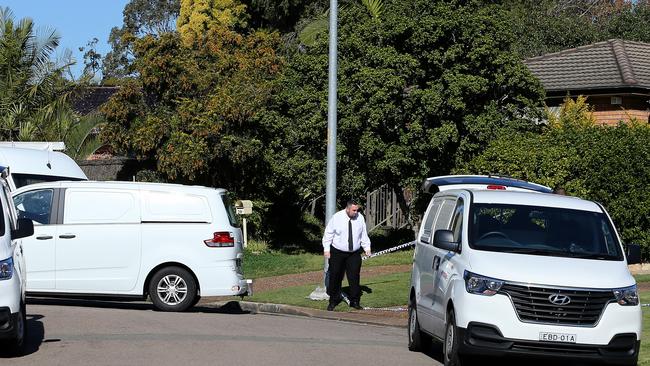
[0,146,87,190]
[0,167,34,354]
[12,181,249,311]
[408,176,641,366]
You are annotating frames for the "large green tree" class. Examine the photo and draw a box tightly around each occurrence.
[503,0,650,58]
[258,0,545,210]
[103,0,180,81]
[100,0,282,194]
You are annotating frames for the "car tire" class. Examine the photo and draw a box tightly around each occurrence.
[443,309,464,366]
[408,296,431,351]
[149,267,197,312]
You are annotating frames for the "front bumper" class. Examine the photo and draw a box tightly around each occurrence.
[459,322,639,365]
[0,307,20,340]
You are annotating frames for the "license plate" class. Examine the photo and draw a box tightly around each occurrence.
[539,332,577,343]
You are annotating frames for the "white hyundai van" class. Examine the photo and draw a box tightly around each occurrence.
[0,146,87,190]
[12,181,250,312]
[0,167,34,354]
[408,176,641,366]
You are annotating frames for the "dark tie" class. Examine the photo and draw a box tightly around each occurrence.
[348,219,353,251]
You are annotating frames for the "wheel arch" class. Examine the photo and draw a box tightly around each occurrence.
[143,262,201,297]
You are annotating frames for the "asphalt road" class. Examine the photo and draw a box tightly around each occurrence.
[1,299,442,366]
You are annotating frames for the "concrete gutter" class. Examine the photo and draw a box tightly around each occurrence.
[201,300,407,328]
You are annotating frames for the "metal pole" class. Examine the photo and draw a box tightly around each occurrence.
[325,0,338,227]
[324,0,338,289]
[309,0,338,301]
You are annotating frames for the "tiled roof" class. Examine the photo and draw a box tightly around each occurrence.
[524,39,650,92]
[71,86,120,115]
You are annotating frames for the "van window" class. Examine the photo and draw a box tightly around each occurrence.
[450,198,464,242]
[221,195,239,227]
[434,199,457,232]
[420,199,442,244]
[12,173,84,189]
[14,189,54,225]
[64,190,139,224]
[470,203,623,260]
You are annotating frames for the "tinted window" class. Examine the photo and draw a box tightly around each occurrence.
[434,199,456,232]
[12,173,84,189]
[14,189,54,225]
[470,203,623,260]
[420,199,442,244]
[450,198,464,242]
[221,195,239,227]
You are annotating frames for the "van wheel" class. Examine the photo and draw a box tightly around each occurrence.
[408,296,430,351]
[444,310,463,366]
[149,267,197,312]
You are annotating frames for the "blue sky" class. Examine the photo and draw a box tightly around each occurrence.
[1,0,131,78]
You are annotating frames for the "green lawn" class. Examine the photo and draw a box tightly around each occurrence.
[243,248,413,279]
[248,271,411,311]
[636,274,650,283]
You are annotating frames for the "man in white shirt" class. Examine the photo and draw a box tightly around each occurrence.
[322,199,371,311]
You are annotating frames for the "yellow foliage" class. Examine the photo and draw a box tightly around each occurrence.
[177,0,248,47]
[546,95,596,129]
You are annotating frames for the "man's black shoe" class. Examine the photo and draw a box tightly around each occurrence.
[327,303,336,311]
[350,302,363,310]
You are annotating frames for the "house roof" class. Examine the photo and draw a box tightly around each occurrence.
[524,39,650,93]
[71,86,120,115]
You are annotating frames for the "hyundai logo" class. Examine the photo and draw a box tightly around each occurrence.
[549,294,571,306]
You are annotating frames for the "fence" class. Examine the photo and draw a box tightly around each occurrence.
[364,184,410,233]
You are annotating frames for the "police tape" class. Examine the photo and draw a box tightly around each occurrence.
[362,241,416,261]
[338,241,417,312]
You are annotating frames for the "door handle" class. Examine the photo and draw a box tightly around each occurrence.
[59,234,76,239]
[36,235,54,240]
[433,256,441,271]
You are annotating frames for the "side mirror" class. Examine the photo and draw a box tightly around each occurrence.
[626,243,642,265]
[433,229,459,252]
[11,218,34,240]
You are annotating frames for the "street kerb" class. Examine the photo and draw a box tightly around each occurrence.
[202,300,407,328]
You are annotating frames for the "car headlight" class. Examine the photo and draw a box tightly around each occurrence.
[464,271,504,296]
[613,285,639,306]
[0,257,13,280]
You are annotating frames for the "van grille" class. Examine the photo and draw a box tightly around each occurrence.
[499,283,616,327]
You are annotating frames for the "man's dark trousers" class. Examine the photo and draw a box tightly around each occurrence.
[327,246,362,306]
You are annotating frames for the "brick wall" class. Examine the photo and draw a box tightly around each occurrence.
[592,109,650,126]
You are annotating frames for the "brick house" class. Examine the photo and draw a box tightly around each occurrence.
[525,39,650,126]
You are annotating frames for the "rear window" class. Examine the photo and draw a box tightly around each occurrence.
[221,195,239,227]
[13,173,85,188]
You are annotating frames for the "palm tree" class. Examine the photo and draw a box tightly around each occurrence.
[0,7,76,142]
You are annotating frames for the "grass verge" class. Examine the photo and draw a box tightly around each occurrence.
[248,271,410,311]
[243,249,413,279]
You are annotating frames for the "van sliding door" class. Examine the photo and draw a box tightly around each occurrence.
[55,188,142,293]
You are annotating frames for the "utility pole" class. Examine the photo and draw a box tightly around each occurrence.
[310,0,338,301]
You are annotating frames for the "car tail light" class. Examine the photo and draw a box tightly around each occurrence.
[204,232,235,247]
[486,185,506,190]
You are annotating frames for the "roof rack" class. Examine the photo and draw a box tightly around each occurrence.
[421,175,553,194]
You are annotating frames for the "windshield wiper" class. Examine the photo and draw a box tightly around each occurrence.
[566,253,620,260]
[500,248,567,257]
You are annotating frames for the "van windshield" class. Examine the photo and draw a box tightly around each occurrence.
[470,203,623,260]
[12,173,85,188]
